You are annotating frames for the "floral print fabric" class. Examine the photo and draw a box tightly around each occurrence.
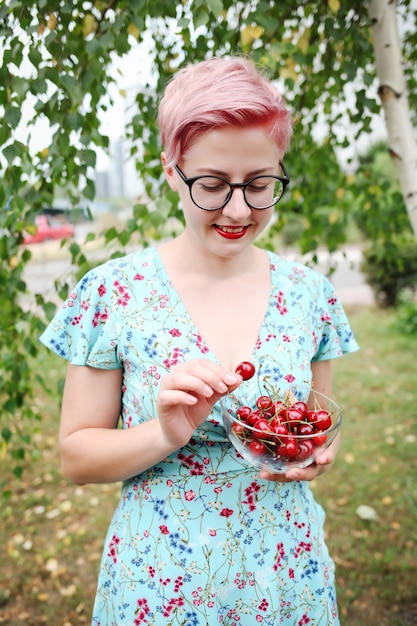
[40,247,359,626]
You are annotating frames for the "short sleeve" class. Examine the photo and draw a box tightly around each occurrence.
[312,275,359,362]
[39,264,121,370]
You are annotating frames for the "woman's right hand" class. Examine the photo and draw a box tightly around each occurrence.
[157,359,241,448]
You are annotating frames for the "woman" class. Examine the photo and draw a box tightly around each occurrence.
[41,56,359,625]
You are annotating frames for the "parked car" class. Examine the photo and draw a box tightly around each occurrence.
[23,214,75,245]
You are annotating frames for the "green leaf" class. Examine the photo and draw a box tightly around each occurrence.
[4,106,22,129]
[2,428,12,444]
[206,0,223,18]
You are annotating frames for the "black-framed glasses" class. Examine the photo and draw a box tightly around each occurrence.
[174,162,290,211]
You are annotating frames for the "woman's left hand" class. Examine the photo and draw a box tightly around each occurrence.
[259,432,341,483]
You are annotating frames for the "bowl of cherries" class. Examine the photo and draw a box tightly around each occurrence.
[221,362,343,472]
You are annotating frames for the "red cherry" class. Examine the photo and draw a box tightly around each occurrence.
[272,400,287,417]
[297,439,314,460]
[285,407,305,430]
[235,361,256,381]
[248,440,268,456]
[273,423,290,437]
[256,395,273,412]
[308,409,332,431]
[291,401,308,418]
[297,423,314,436]
[269,415,285,431]
[252,418,271,439]
[312,432,328,447]
[236,405,252,421]
[277,438,299,459]
[246,411,261,426]
[232,422,246,437]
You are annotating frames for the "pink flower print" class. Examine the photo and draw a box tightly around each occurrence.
[289,568,295,579]
[169,328,182,337]
[97,284,106,296]
[193,333,209,354]
[107,534,120,564]
[117,292,131,307]
[185,490,196,501]
[282,334,291,342]
[208,529,217,537]
[67,299,75,307]
[284,374,295,383]
[220,507,234,517]
[258,598,269,611]
[272,541,286,571]
[134,274,144,280]
[113,280,131,306]
[320,312,332,322]
[275,290,288,315]
[71,314,82,326]
[159,525,169,535]
[134,598,151,625]
[81,299,89,310]
[328,296,338,305]
[312,331,318,352]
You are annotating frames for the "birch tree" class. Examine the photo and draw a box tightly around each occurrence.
[369,0,417,237]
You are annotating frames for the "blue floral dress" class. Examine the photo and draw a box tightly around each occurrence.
[40,247,359,626]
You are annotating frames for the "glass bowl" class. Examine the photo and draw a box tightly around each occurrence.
[220,382,342,472]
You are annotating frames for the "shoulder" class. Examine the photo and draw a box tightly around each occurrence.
[267,250,328,286]
[79,247,158,285]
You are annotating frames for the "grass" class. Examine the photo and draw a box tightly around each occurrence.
[1,306,416,625]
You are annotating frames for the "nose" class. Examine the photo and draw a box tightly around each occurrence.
[221,186,252,220]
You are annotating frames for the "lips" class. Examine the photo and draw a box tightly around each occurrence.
[214,225,249,239]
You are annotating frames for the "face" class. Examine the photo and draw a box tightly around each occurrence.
[162,126,282,259]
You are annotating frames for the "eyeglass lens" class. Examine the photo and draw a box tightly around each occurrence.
[190,176,284,210]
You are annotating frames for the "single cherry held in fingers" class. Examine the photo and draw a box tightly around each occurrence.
[235,361,256,381]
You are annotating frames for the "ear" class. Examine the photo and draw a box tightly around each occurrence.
[161,152,178,191]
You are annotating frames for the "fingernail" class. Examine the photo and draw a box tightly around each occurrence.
[204,385,214,397]
[217,381,228,393]
[288,471,300,481]
[224,373,237,384]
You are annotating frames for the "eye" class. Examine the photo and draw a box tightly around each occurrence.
[198,178,229,193]
[247,182,270,193]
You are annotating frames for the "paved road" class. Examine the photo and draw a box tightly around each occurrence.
[23,236,374,307]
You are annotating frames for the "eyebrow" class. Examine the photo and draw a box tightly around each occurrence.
[193,167,274,178]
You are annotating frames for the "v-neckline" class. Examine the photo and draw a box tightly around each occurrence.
[152,246,273,368]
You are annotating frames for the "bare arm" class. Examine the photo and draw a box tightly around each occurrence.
[59,361,240,485]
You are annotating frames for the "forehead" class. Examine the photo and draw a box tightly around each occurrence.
[181,126,280,175]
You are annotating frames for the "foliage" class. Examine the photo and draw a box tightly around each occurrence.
[1,1,416,486]
[352,141,412,241]
[361,239,417,307]
[393,292,417,335]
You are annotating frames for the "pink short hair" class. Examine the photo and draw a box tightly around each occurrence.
[158,56,293,166]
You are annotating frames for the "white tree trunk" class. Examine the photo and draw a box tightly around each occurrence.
[369,0,417,238]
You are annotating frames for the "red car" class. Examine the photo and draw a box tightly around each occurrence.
[23,214,75,245]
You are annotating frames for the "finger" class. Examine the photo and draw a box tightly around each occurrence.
[258,470,291,483]
[165,366,239,396]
